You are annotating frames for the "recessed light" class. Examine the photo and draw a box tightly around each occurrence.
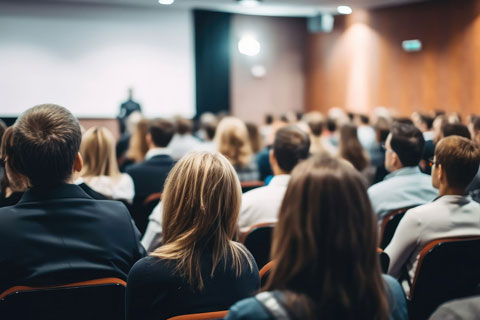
[337,5,353,15]
[158,0,174,5]
[237,0,262,7]
[238,36,261,56]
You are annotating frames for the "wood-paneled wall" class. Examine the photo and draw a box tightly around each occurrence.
[306,0,480,118]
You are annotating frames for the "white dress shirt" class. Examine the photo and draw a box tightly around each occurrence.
[141,202,164,252]
[385,195,480,296]
[238,175,290,232]
[81,174,135,202]
[167,134,202,160]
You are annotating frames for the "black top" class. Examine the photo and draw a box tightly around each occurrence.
[126,248,260,320]
[0,184,146,293]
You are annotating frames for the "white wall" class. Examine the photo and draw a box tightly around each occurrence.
[0,2,195,118]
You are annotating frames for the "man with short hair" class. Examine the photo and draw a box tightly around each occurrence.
[368,122,437,221]
[385,136,480,294]
[0,104,145,293]
[238,125,310,232]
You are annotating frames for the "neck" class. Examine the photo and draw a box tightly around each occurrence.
[439,185,465,197]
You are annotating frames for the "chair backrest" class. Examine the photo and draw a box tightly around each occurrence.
[241,181,265,193]
[377,248,390,273]
[167,310,228,320]
[409,236,480,320]
[242,223,275,270]
[379,207,413,249]
[259,261,274,288]
[0,277,126,320]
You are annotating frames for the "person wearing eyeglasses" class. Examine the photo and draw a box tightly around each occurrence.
[367,122,438,222]
[385,135,480,295]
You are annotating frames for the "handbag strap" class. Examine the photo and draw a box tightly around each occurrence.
[256,291,291,320]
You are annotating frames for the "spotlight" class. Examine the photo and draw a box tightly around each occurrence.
[337,5,353,15]
[158,0,174,5]
[238,36,261,56]
[236,0,262,7]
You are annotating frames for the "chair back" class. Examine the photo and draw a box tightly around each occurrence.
[0,277,126,320]
[243,223,275,270]
[409,236,480,320]
[167,310,228,320]
[241,181,265,193]
[259,261,274,288]
[379,207,412,249]
[378,248,390,273]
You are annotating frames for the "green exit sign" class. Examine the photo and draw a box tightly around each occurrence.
[402,40,422,52]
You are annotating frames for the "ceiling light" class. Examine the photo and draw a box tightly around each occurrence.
[337,5,353,15]
[158,0,174,5]
[238,36,261,56]
[237,0,262,7]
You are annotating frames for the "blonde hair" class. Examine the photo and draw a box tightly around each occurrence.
[126,119,149,163]
[152,152,252,290]
[80,127,121,180]
[214,117,253,167]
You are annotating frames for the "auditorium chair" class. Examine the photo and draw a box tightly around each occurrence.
[0,277,126,320]
[378,248,390,273]
[167,310,228,320]
[240,181,265,193]
[242,223,275,269]
[259,261,274,287]
[408,236,480,320]
[379,207,414,249]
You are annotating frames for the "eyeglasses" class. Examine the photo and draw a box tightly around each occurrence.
[428,157,437,168]
[381,143,393,154]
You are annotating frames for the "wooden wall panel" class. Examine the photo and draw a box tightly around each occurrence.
[306,0,480,118]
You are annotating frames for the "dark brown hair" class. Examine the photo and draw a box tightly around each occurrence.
[5,104,81,187]
[273,125,310,173]
[148,118,175,148]
[435,136,480,189]
[390,122,424,167]
[265,155,389,320]
[339,124,368,171]
[442,123,471,140]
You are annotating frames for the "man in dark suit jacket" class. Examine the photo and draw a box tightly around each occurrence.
[0,104,145,294]
[126,118,176,234]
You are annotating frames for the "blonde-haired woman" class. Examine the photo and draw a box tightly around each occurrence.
[215,117,259,181]
[80,126,134,202]
[126,152,259,320]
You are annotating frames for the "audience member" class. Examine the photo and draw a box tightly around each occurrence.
[303,112,335,155]
[385,136,480,295]
[368,122,437,221]
[0,119,6,182]
[79,126,135,202]
[339,123,370,175]
[168,116,201,160]
[246,122,262,154]
[429,296,480,320]
[0,104,145,293]
[239,125,310,232]
[195,112,217,152]
[126,152,260,320]
[116,110,143,166]
[126,118,176,233]
[121,117,150,171]
[215,117,259,181]
[356,113,378,157]
[441,122,471,139]
[0,126,28,207]
[433,114,448,145]
[227,155,407,320]
[371,117,391,184]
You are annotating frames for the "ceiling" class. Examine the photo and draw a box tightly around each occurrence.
[4,0,431,16]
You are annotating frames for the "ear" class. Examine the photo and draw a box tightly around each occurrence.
[391,152,402,168]
[74,152,83,173]
[146,133,153,146]
[437,163,445,183]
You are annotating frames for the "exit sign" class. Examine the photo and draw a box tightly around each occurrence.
[402,40,422,52]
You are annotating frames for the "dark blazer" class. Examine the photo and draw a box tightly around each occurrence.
[126,154,175,234]
[0,184,146,294]
[126,154,175,200]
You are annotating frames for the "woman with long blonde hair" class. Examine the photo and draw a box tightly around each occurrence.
[126,152,259,320]
[227,155,407,320]
[214,117,259,181]
[80,126,134,201]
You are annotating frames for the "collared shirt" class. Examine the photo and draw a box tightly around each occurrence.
[238,175,290,232]
[385,195,480,296]
[145,147,172,161]
[368,166,438,221]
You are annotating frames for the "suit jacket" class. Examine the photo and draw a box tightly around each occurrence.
[0,184,146,294]
[126,154,175,234]
[126,154,175,200]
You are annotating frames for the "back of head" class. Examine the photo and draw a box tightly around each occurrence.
[339,124,368,171]
[390,122,424,167]
[303,112,324,137]
[273,125,310,174]
[153,152,249,290]
[200,112,218,141]
[435,136,480,190]
[149,118,175,148]
[6,104,81,187]
[419,113,434,130]
[80,126,120,178]
[246,122,262,153]
[175,117,193,135]
[266,154,388,319]
[214,117,253,167]
[442,123,471,140]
